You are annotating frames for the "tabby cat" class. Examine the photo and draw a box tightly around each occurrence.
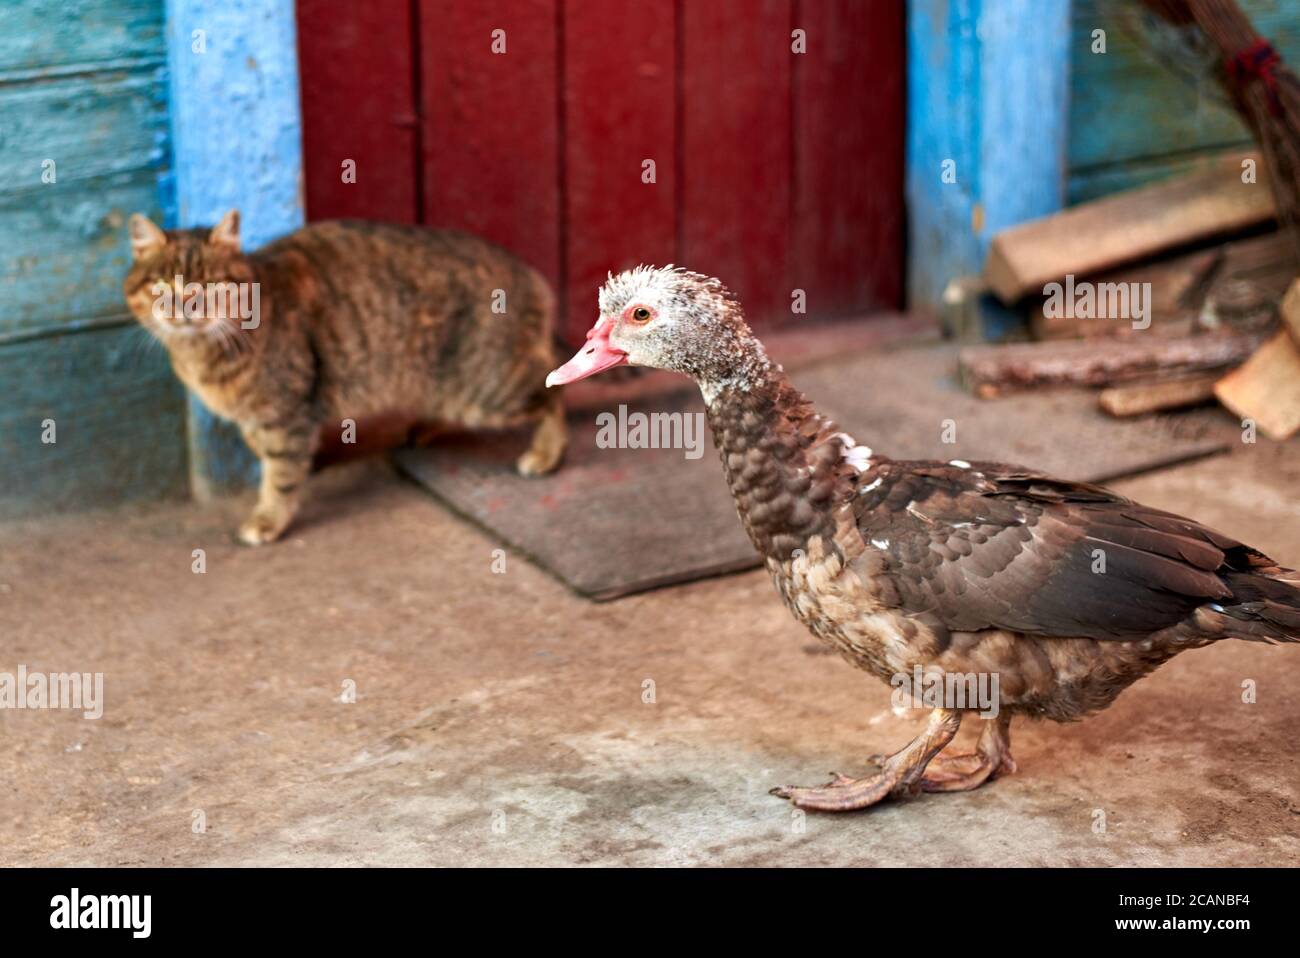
[124,211,565,544]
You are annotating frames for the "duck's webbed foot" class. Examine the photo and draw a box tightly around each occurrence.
[770,709,961,812]
[920,712,1016,792]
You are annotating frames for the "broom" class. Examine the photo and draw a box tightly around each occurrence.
[1140,0,1300,262]
[1140,0,1300,440]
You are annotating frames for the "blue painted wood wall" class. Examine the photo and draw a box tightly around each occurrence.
[0,0,187,517]
[1068,0,1300,201]
[0,0,302,516]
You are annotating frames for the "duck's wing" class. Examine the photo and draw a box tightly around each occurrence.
[850,459,1283,642]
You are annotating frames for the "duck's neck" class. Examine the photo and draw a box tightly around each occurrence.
[699,351,872,563]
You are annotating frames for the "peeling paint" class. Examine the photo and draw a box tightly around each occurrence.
[165,0,305,493]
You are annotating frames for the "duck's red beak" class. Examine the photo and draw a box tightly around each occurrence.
[546,318,628,387]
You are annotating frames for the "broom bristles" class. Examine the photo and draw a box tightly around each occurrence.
[1143,0,1300,263]
[1139,0,1196,25]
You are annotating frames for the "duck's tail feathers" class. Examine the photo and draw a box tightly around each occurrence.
[1217,570,1300,643]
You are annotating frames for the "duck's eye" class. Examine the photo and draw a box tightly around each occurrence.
[631,306,652,322]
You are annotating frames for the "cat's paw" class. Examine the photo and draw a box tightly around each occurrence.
[237,512,289,546]
[516,448,562,477]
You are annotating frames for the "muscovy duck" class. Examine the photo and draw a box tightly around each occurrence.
[547,266,1300,812]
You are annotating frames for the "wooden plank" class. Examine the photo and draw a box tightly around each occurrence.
[0,0,163,75]
[1282,278,1300,343]
[0,325,188,517]
[297,1,417,223]
[0,68,168,189]
[1030,245,1223,340]
[1214,331,1300,440]
[1098,374,1219,417]
[794,0,904,317]
[985,152,1274,303]
[562,0,675,341]
[0,170,166,336]
[959,332,1262,397]
[1206,230,1300,326]
[420,0,560,286]
[680,0,791,327]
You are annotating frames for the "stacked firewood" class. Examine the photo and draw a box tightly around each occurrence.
[952,151,1300,439]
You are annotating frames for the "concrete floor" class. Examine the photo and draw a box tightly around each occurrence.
[2,437,1298,866]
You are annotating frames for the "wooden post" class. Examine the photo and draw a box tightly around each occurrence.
[165,0,304,497]
[905,0,1071,313]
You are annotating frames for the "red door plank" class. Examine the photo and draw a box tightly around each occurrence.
[563,0,676,341]
[681,0,792,329]
[419,0,561,289]
[792,0,904,316]
[296,1,417,223]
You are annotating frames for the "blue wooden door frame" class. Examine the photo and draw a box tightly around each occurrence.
[165,0,304,497]
[906,0,1072,313]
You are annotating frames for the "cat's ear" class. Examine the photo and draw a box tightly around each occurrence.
[209,209,241,252]
[128,213,167,260]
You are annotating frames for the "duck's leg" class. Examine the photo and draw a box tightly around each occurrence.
[771,708,961,812]
[918,712,1016,792]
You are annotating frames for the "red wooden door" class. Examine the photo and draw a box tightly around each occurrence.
[296,0,903,342]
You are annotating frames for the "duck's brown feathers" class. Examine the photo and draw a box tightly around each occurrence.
[851,458,1297,644]
[704,367,1299,721]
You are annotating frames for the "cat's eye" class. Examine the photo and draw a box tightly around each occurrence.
[631,306,652,322]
